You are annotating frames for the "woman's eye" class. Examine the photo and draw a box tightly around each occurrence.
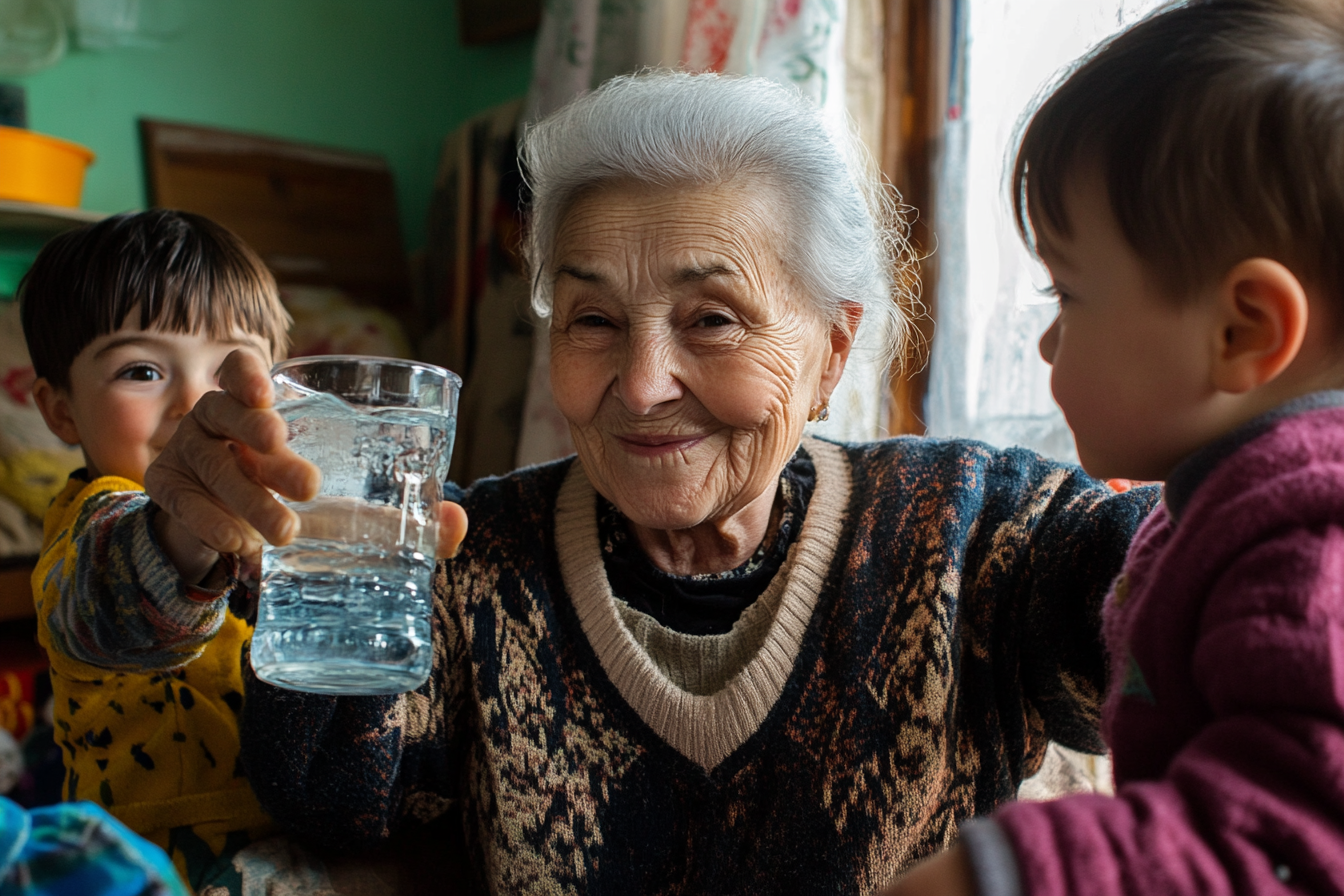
[695,314,732,328]
[117,365,162,382]
[575,314,613,328]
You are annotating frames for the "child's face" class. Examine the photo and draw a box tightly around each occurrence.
[37,308,273,483]
[1036,172,1225,482]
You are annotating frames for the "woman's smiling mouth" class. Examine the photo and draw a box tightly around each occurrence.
[615,433,706,457]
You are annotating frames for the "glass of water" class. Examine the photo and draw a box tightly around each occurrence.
[250,355,460,696]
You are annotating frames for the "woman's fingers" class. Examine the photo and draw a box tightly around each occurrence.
[218,347,277,410]
[145,348,318,558]
[146,415,300,552]
[231,440,321,505]
[191,390,289,457]
[436,502,469,559]
[877,844,976,896]
[189,393,320,502]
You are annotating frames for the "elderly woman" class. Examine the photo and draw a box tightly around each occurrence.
[148,72,1154,893]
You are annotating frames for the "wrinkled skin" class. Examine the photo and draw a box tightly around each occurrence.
[144,180,851,581]
[144,350,469,572]
[548,179,858,575]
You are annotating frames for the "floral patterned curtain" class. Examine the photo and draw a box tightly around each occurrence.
[515,0,888,468]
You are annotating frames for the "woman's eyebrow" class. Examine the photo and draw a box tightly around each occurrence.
[556,264,603,283]
[674,264,737,284]
[555,262,739,285]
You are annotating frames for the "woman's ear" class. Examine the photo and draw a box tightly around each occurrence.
[32,378,81,446]
[818,302,864,402]
[1210,258,1308,394]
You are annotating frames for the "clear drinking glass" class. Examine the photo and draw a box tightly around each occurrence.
[250,355,460,696]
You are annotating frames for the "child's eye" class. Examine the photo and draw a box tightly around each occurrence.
[117,365,163,382]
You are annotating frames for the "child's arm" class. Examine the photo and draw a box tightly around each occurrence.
[34,477,237,675]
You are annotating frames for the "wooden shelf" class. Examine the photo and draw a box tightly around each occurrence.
[0,199,106,236]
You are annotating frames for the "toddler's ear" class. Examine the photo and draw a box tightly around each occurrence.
[31,378,81,447]
[1210,258,1308,394]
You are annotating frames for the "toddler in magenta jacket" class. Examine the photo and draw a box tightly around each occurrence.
[887,1,1344,894]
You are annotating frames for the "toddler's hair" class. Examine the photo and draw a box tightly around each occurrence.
[1013,0,1344,310]
[19,209,290,389]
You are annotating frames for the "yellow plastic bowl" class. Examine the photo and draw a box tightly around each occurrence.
[0,126,95,208]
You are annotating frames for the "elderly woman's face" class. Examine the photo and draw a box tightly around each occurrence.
[549,180,850,533]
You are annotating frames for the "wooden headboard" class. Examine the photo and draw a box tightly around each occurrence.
[139,119,414,326]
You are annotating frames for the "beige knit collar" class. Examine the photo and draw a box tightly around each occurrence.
[554,437,852,771]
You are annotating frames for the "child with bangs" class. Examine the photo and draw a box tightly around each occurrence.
[887,1,1344,894]
[20,209,292,893]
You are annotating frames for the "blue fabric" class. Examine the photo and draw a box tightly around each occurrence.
[0,797,188,896]
[960,817,1023,896]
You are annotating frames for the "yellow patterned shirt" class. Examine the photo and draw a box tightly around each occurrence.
[33,473,273,891]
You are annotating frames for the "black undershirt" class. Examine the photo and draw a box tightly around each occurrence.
[598,448,816,636]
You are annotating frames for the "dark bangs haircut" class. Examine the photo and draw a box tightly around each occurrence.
[1013,0,1344,308]
[19,209,291,390]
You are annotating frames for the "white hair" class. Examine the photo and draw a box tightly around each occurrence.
[519,70,913,366]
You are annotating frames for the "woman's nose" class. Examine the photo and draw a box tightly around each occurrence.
[1038,313,1061,366]
[614,336,684,414]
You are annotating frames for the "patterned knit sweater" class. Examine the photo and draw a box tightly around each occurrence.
[241,437,1156,895]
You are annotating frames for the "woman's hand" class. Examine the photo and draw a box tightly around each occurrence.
[146,349,317,567]
[437,500,469,559]
[879,844,978,896]
[146,350,469,575]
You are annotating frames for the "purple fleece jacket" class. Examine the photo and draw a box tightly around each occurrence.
[967,392,1344,895]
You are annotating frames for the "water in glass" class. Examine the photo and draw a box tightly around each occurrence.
[251,388,455,695]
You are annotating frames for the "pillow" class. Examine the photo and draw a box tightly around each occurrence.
[0,300,83,523]
[282,286,414,360]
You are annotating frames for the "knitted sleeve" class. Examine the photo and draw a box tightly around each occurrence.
[240,478,478,850]
[238,566,478,849]
[238,658,401,848]
[33,475,232,676]
[1006,453,1159,755]
[937,443,1157,793]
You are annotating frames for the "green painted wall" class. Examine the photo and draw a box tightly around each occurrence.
[11,0,535,253]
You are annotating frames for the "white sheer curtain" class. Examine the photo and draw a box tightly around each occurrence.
[924,0,1166,461]
[515,0,889,468]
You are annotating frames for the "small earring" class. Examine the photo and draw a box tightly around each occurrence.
[808,403,830,423]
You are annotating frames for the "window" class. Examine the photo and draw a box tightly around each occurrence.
[924,0,1167,460]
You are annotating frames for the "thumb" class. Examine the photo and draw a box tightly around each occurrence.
[218,348,275,409]
[436,501,469,560]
